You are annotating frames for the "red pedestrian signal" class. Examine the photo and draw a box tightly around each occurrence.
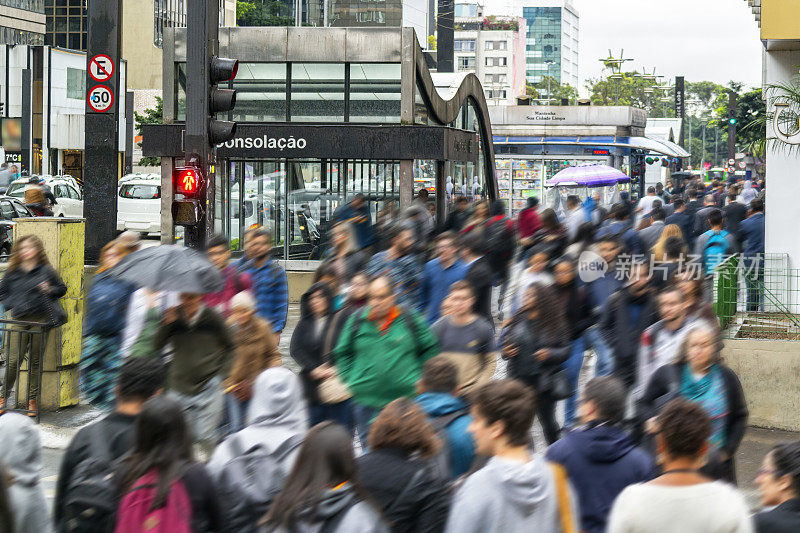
[174,166,203,197]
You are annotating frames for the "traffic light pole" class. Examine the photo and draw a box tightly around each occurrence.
[728,90,737,162]
[184,0,219,249]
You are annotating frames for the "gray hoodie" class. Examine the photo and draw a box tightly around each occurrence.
[0,413,52,533]
[445,456,578,533]
[207,367,309,478]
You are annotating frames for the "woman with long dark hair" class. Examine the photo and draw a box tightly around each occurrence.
[116,396,222,532]
[263,422,386,532]
[82,240,138,410]
[0,235,67,414]
[530,208,567,259]
[755,441,800,532]
[499,282,570,444]
[639,322,748,484]
[358,398,450,533]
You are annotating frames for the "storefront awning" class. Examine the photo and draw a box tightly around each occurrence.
[492,135,690,158]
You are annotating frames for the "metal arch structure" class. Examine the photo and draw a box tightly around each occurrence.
[401,28,498,201]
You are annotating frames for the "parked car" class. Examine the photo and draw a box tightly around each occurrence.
[117,176,161,236]
[5,176,83,217]
[0,196,33,259]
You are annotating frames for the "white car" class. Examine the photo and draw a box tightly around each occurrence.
[117,176,161,235]
[5,177,83,217]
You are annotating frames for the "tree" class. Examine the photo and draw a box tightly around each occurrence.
[585,72,670,113]
[526,76,579,104]
[237,0,294,26]
[134,97,162,167]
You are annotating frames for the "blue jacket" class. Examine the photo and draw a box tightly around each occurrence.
[84,273,137,338]
[585,270,623,318]
[665,210,693,245]
[332,202,375,249]
[420,258,468,324]
[244,259,289,332]
[596,220,642,255]
[415,392,474,478]
[740,212,765,257]
[546,422,655,533]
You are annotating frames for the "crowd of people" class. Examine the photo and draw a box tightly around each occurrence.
[0,173,794,533]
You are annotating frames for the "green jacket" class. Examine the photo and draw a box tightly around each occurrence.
[333,307,439,408]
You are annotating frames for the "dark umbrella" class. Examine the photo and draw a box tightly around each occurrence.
[108,245,224,293]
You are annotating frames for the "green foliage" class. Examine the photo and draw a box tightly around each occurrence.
[585,72,673,115]
[134,97,163,167]
[237,0,294,26]
[526,76,579,104]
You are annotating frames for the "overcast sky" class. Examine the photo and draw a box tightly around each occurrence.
[570,0,763,94]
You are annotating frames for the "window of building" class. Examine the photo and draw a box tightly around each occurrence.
[45,0,84,50]
[290,63,345,122]
[349,63,401,123]
[484,73,507,84]
[454,39,475,52]
[485,56,507,67]
[154,0,188,48]
[454,3,477,17]
[484,89,506,99]
[66,67,85,99]
[230,63,287,122]
[484,40,507,51]
[458,56,476,70]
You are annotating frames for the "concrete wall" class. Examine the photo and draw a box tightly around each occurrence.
[723,338,800,431]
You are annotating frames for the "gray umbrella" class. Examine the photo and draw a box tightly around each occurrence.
[108,245,224,293]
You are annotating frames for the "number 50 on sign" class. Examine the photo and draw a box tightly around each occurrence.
[87,85,114,113]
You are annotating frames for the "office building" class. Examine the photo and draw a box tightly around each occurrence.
[0,0,44,45]
[453,1,526,105]
[521,0,578,90]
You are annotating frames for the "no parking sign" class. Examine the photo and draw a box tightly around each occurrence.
[88,54,114,82]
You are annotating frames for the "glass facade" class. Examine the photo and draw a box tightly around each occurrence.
[522,6,561,84]
[0,27,43,45]
[326,0,401,27]
[44,0,84,49]
[154,0,187,48]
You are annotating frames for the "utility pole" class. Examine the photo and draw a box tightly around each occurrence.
[727,90,737,161]
[701,121,706,167]
[714,126,719,167]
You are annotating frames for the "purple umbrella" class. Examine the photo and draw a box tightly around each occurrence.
[547,164,630,187]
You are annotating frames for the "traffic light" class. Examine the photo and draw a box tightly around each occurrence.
[729,118,737,125]
[208,56,238,145]
[172,165,205,225]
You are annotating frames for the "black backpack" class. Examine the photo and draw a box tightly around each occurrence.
[63,423,123,533]
[217,433,304,533]
[428,408,470,481]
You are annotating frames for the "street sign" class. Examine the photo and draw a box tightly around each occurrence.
[87,85,114,112]
[728,158,735,165]
[88,54,114,82]
[738,161,747,169]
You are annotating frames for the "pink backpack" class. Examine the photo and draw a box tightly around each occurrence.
[114,469,193,533]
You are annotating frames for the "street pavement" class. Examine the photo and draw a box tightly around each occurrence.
[37,302,794,514]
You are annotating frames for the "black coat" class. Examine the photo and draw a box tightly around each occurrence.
[556,281,593,340]
[289,282,336,404]
[638,362,748,483]
[599,288,658,388]
[441,209,470,234]
[664,211,693,244]
[0,262,67,319]
[500,315,569,388]
[755,498,800,533]
[464,256,494,323]
[723,202,748,242]
[357,449,449,533]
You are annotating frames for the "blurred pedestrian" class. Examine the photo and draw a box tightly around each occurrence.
[723,192,748,245]
[0,463,12,533]
[365,226,423,309]
[155,293,234,455]
[738,180,758,206]
[564,221,595,260]
[483,200,516,304]
[115,231,142,254]
[635,186,659,226]
[82,241,138,410]
[440,195,470,234]
[596,203,641,255]
[321,222,367,282]
[553,258,593,427]
[583,235,623,378]
[290,282,351,428]
[503,246,553,318]
[204,235,252,318]
[461,200,489,238]
[415,357,475,479]
[516,197,541,256]
[0,413,51,533]
[608,399,752,533]
[633,286,695,400]
[121,288,178,359]
[332,193,376,252]
[0,235,67,414]
[639,323,748,483]
[637,207,667,255]
[461,233,494,323]
[530,208,568,258]
[445,380,579,533]
[332,276,439,444]
[665,198,693,246]
[500,282,569,445]
[651,224,686,262]
[420,232,468,324]
[600,262,658,390]
[224,291,281,433]
[693,194,718,238]
[242,229,288,345]
[695,209,737,279]
[741,198,765,312]
[208,368,308,532]
[263,421,387,532]
[115,396,223,532]
[359,399,450,532]
[323,271,370,350]
[547,377,654,533]
[564,195,586,241]
[754,441,800,532]
[55,358,164,532]
[432,281,496,397]
[401,189,434,254]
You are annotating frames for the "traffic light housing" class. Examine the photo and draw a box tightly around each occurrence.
[729,118,737,125]
[172,165,205,225]
[208,56,239,145]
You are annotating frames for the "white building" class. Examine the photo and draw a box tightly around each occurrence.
[454,1,527,105]
[0,45,128,181]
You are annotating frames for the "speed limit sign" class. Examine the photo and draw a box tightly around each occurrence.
[87,85,114,113]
